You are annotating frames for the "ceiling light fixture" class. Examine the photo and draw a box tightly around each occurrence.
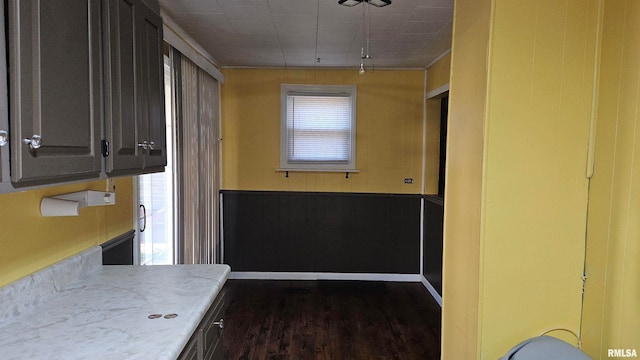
[338,0,391,7]
[339,0,391,74]
[362,1,371,62]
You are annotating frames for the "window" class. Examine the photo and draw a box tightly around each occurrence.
[280,84,357,171]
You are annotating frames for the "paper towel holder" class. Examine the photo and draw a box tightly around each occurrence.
[40,190,116,217]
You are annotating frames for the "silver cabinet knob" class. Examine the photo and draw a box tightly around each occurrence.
[213,318,224,329]
[137,141,148,150]
[148,141,155,150]
[23,134,42,149]
[0,130,8,147]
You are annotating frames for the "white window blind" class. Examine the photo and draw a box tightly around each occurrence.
[280,84,357,171]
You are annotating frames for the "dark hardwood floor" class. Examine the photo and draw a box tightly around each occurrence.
[222,280,441,360]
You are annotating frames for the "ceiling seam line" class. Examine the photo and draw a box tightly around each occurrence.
[266,0,287,67]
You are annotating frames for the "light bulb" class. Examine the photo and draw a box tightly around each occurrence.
[359,62,365,75]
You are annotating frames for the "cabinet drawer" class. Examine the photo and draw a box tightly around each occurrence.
[199,290,226,358]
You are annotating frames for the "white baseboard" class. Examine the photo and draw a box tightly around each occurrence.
[229,272,442,306]
[229,271,422,282]
[421,276,442,307]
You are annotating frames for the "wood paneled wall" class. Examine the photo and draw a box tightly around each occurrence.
[222,191,421,274]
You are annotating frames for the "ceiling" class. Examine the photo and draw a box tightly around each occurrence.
[159,0,454,69]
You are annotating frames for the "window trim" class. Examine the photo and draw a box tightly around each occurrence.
[279,84,357,171]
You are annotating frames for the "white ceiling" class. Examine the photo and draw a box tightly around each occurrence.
[159,0,454,69]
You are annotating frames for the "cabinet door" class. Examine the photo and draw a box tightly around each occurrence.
[9,0,102,185]
[104,0,144,174]
[0,0,10,192]
[137,4,166,170]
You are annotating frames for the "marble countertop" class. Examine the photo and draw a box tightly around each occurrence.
[0,251,230,360]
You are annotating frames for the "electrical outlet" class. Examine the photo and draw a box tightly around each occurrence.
[404,178,414,184]
[106,178,116,193]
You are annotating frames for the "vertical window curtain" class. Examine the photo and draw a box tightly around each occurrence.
[174,49,221,265]
[197,68,220,264]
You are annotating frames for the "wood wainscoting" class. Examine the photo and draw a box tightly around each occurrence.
[221,191,421,274]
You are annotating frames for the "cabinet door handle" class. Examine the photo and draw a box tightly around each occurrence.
[213,318,224,329]
[148,141,155,150]
[137,141,148,150]
[139,204,147,232]
[0,130,8,147]
[23,134,42,149]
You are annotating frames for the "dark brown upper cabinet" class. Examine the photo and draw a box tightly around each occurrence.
[0,1,10,192]
[0,0,165,191]
[8,0,103,186]
[104,0,166,176]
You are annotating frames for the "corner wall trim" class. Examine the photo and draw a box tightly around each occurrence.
[425,83,449,100]
[426,49,451,69]
[229,272,423,282]
[421,275,442,307]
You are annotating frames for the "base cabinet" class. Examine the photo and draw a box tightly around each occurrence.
[179,334,199,360]
[178,290,226,360]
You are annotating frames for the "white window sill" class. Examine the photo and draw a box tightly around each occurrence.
[276,168,360,173]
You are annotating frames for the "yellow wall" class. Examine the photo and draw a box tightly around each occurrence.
[441,0,490,358]
[426,52,451,93]
[220,68,424,194]
[0,178,133,287]
[479,1,599,358]
[444,0,600,359]
[583,1,640,358]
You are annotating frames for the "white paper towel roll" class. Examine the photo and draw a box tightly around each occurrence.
[40,198,81,217]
